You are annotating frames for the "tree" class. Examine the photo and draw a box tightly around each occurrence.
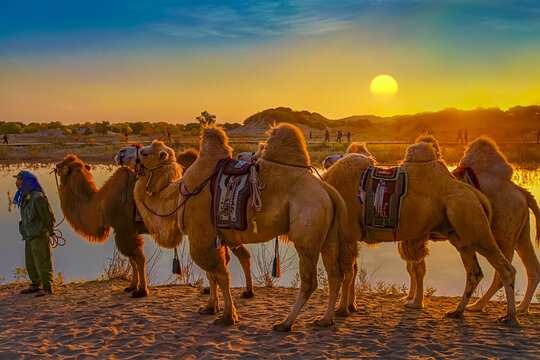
[196,111,216,127]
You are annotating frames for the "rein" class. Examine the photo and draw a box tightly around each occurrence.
[259,157,324,180]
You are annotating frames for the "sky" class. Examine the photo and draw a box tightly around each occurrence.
[1,0,539,124]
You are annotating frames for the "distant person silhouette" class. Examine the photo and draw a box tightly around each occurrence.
[324,130,330,143]
[309,131,312,140]
[457,129,463,143]
[336,130,342,143]
[347,131,351,142]
[124,132,128,142]
[2,134,8,144]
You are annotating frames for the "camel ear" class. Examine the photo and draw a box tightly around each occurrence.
[61,166,70,176]
[84,164,91,170]
[159,150,169,161]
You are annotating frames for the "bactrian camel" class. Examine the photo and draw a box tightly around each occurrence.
[399,135,540,314]
[134,125,356,331]
[116,141,256,299]
[323,141,520,326]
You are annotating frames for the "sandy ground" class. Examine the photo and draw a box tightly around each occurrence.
[0,280,539,359]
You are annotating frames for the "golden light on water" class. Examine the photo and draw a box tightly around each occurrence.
[370,75,398,101]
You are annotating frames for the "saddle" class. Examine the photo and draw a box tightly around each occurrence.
[210,159,259,231]
[359,167,408,235]
[451,166,481,190]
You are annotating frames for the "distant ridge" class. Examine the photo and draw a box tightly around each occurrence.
[228,105,540,140]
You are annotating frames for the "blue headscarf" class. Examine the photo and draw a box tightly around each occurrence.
[14,171,45,207]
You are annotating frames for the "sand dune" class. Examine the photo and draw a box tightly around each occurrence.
[1,280,539,359]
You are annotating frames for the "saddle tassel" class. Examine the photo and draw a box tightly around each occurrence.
[272,237,281,278]
[213,235,222,249]
[172,247,182,275]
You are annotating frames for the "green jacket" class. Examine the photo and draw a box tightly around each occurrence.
[19,191,55,241]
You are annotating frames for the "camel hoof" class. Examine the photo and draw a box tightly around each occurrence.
[124,286,136,292]
[273,322,292,332]
[445,310,463,319]
[466,303,485,312]
[498,315,520,328]
[214,315,237,325]
[241,290,255,299]
[335,308,350,317]
[131,290,148,298]
[201,287,210,295]
[198,306,219,315]
[401,295,414,302]
[404,300,424,309]
[313,317,334,327]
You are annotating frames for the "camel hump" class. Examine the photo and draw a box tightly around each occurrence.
[460,136,513,179]
[415,134,441,158]
[177,148,199,170]
[263,123,310,167]
[404,142,438,163]
[520,187,540,246]
[346,142,369,155]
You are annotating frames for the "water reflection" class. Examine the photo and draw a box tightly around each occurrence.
[0,163,539,301]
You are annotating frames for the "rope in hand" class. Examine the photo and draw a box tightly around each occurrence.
[50,217,67,248]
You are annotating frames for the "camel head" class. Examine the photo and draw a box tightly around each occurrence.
[262,123,310,166]
[403,142,438,163]
[199,126,233,158]
[138,140,177,169]
[459,136,512,179]
[115,145,141,169]
[415,135,442,159]
[55,154,97,194]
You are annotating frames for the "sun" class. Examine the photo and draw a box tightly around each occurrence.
[370,75,398,101]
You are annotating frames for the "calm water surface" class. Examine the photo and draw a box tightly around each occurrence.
[0,163,539,300]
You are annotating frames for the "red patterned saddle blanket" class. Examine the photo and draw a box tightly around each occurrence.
[210,159,258,231]
[451,166,481,190]
[359,167,408,233]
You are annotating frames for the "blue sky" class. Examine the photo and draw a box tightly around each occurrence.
[1,0,539,123]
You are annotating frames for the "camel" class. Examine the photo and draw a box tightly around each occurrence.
[323,142,373,169]
[399,136,540,313]
[135,124,356,331]
[323,141,520,326]
[55,154,149,297]
[116,141,256,299]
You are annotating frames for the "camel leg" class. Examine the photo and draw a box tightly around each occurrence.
[124,258,139,292]
[231,245,255,299]
[405,260,426,309]
[131,240,148,298]
[212,266,238,325]
[315,237,343,325]
[515,224,540,314]
[402,260,416,302]
[199,272,220,315]
[336,261,357,316]
[274,249,318,332]
[445,249,483,318]
[475,245,519,326]
[467,272,503,312]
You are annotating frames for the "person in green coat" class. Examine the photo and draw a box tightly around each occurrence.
[14,170,56,297]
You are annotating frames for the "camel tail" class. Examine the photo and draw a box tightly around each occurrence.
[520,187,540,247]
[320,181,359,266]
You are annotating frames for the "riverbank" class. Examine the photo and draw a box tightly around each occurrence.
[1,133,540,167]
[1,279,539,359]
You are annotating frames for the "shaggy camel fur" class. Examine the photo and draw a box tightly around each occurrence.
[137,125,356,331]
[400,136,540,313]
[55,155,149,297]
[323,142,373,169]
[323,142,520,326]
[116,141,255,298]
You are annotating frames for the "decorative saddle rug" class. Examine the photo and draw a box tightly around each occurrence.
[451,166,481,190]
[359,167,408,233]
[211,159,259,231]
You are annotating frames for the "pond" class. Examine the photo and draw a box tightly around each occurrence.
[0,163,538,301]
